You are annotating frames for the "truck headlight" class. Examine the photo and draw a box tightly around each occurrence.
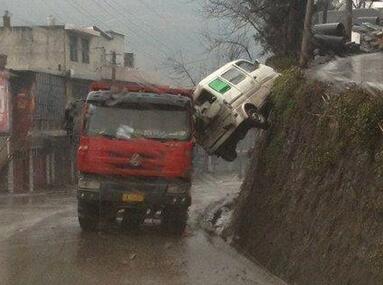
[78,176,101,191]
[167,184,186,194]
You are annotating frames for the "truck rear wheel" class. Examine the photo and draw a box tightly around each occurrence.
[162,206,188,235]
[78,200,99,232]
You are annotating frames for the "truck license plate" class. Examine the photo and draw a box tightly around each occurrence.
[122,193,144,203]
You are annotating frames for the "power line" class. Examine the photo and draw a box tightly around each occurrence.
[66,0,115,31]
[39,0,66,23]
[101,0,174,52]
[78,0,173,60]
[53,0,176,63]
[4,12,36,26]
[61,0,170,66]
[4,0,204,70]
[89,0,180,66]
[1,1,194,86]
[136,0,198,45]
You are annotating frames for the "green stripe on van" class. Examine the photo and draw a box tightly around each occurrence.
[209,78,231,94]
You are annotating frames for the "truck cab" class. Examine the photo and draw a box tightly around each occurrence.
[193,59,279,161]
[77,87,193,234]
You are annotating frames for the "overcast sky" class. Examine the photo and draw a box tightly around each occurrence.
[0,0,225,85]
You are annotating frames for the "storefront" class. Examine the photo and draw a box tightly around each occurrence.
[0,70,73,193]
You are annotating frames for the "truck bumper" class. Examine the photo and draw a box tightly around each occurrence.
[77,176,192,210]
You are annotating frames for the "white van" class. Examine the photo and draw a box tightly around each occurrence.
[193,59,279,161]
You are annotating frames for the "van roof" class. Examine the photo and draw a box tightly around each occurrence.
[197,59,250,86]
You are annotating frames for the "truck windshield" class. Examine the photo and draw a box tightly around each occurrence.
[86,104,191,141]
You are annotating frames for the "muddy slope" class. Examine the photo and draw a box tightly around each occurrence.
[233,69,383,285]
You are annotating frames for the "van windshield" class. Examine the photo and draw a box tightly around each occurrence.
[86,104,191,141]
[236,61,260,73]
[221,68,246,85]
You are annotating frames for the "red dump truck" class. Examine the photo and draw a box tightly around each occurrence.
[77,82,194,234]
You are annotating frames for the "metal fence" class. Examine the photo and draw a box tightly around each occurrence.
[34,73,66,131]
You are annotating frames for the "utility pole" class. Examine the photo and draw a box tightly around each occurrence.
[300,0,315,67]
[345,0,353,40]
[111,51,117,88]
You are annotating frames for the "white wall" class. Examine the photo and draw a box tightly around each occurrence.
[0,25,128,81]
[0,26,67,72]
[63,30,126,80]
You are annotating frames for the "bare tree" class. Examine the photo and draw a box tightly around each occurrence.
[367,0,378,8]
[353,0,367,8]
[204,29,254,62]
[300,0,315,67]
[164,52,197,87]
[204,0,307,57]
[334,0,371,10]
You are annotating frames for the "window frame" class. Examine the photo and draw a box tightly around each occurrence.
[69,35,78,62]
[221,67,247,85]
[85,103,192,141]
[81,38,90,64]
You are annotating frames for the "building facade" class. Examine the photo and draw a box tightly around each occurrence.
[0,21,131,80]
[0,13,137,193]
[0,69,72,193]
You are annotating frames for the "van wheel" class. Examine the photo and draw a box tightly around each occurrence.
[246,107,269,129]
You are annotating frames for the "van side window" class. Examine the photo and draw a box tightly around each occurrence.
[221,68,246,85]
[236,61,260,73]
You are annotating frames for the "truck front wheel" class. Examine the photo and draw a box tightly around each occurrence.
[162,206,188,235]
[78,200,99,232]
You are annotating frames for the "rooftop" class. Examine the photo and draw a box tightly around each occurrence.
[0,20,122,41]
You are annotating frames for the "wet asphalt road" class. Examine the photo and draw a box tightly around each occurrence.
[0,175,284,285]
[311,52,383,91]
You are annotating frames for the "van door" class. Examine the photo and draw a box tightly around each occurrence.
[220,67,256,103]
[236,60,276,85]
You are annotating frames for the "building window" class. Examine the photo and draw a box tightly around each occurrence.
[82,38,90,64]
[69,35,78,62]
[124,53,135,68]
[111,51,117,65]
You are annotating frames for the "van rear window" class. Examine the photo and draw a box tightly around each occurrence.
[209,78,231,94]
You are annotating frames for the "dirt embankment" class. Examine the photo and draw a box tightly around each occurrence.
[233,69,383,285]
